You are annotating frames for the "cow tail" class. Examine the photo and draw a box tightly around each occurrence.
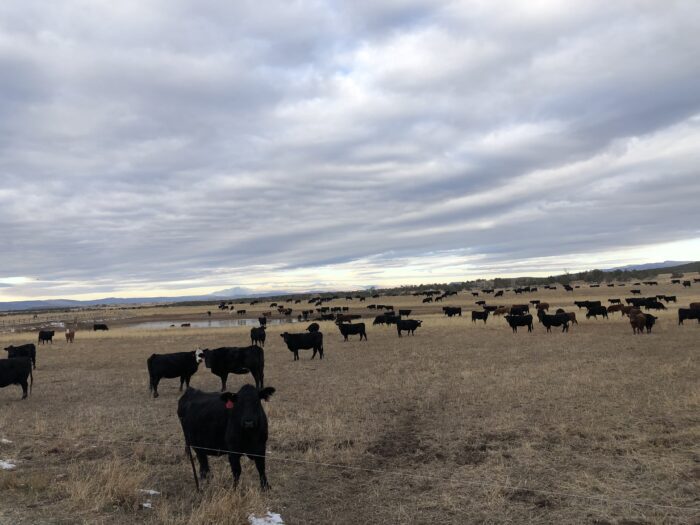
[147,355,154,393]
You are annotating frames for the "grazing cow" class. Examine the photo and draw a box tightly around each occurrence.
[65,329,75,343]
[280,332,323,361]
[663,295,676,303]
[201,346,265,390]
[475,300,486,306]
[504,314,533,333]
[38,330,54,344]
[181,323,191,328]
[536,302,549,311]
[608,298,621,304]
[336,314,361,323]
[398,309,411,316]
[483,305,499,312]
[396,319,422,337]
[372,314,399,326]
[671,279,680,284]
[630,289,641,295]
[337,322,367,341]
[585,306,609,319]
[422,297,433,303]
[178,385,275,489]
[493,306,509,317]
[537,310,569,332]
[471,310,489,323]
[0,357,33,399]
[147,350,203,398]
[306,322,320,332]
[678,308,700,325]
[607,304,624,315]
[250,327,266,347]
[93,323,109,331]
[495,290,504,297]
[644,301,666,311]
[4,344,36,369]
[472,292,479,297]
[258,317,267,327]
[682,281,691,287]
[564,285,574,292]
[443,307,462,317]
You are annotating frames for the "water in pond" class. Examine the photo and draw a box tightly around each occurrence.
[127,318,298,330]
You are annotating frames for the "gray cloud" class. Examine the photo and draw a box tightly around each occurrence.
[1,1,700,298]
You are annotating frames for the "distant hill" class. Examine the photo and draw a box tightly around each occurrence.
[603,260,692,271]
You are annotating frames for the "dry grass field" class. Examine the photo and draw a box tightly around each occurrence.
[1,275,699,524]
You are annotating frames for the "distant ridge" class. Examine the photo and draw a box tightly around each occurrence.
[603,260,692,271]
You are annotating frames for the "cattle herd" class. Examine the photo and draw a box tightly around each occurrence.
[1,277,699,491]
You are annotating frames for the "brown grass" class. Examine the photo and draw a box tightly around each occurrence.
[0,273,699,524]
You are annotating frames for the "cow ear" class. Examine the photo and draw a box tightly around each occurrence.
[259,387,276,401]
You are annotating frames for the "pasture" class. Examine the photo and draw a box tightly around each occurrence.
[0,277,699,524]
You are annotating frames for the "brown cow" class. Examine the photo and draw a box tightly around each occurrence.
[690,302,700,310]
[607,304,624,315]
[554,309,578,325]
[493,306,509,316]
[536,302,549,311]
[630,313,646,334]
[65,329,75,343]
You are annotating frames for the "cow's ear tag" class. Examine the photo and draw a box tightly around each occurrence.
[225,400,234,409]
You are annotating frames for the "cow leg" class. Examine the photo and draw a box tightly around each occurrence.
[228,453,242,486]
[319,347,323,359]
[253,455,270,490]
[152,377,160,398]
[185,375,192,388]
[195,450,210,480]
[179,376,185,391]
[220,373,228,392]
[20,380,28,399]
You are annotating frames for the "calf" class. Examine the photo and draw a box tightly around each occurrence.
[280,332,323,360]
[678,308,700,325]
[0,357,33,399]
[337,322,367,341]
[4,344,36,369]
[38,330,54,344]
[504,314,533,333]
[93,323,109,331]
[65,329,75,343]
[201,346,265,390]
[396,319,422,337]
[147,350,203,398]
[471,310,489,323]
[585,306,608,319]
[178,385,275,489]
[250,326,266,347]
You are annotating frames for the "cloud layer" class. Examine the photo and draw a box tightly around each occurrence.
[1,1,700,299]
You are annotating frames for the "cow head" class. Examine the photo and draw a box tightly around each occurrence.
[280,332,289,341]
[220,385,275,430]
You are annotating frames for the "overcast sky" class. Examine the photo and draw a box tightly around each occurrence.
[1,1,700,300]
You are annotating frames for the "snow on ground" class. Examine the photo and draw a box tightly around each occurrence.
[138,489,161,496]
[0,460,17,470]
[0,438,12,444]
[249,512,284,525]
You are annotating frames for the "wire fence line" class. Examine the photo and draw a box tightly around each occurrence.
[1,430,697,513]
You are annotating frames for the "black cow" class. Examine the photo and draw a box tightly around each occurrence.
[585,306,609,319]
[178,385,275,489]
[201,346,265,390]
[505,314,533,333]
[258,317,267,327]
[398,309,411,316]
[372,314,400,326]
[250,327,266,347]
[682,281,691,287]
[443,307,462,317]
[537,310,569,332]
[678,308,700,325]
[510,306,528,316]
[147,350,203,398]
[306,322,320,332]
[93,323,109,331]
[495,290,504,297]
[662,295,677,303]
[0,357,33,399]
[643,314,658,333]
[38,330,54,344]
[471,310,489,323]
[608,299,621,304]
[644,301,666,311]
[396,319,422,337]
[337,322,367,341]
[4,344,36,369]
[280,332,323,360]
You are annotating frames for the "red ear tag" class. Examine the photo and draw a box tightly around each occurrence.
[225,400,234,409]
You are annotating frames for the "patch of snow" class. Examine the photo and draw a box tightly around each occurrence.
[249,511,284,525]
[138,489,160,496]
[141,501,153,509]
[0,438,12,444]
[0,460,16,470]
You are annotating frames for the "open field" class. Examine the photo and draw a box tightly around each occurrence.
[1,276,699,524]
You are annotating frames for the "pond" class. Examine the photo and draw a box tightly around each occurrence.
[126,318,299,330]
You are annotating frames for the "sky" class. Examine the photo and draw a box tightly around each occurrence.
[1,0,700,301]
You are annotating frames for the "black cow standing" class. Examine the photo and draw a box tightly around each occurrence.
[0,357,33,399]
[178,385,275,489]
[280,332,323,360]
[505,314,533,333]
[4,344,36,369]
[537,310,570,332]
[250,326,266,347]
[201,346,265,391]
[93,323,109,331]
[585,306,609,319]
[147,350,203,398]
[337,322,367,341]
[397,319,422,337]
[38,330,54,344]
[471,311,489,324]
